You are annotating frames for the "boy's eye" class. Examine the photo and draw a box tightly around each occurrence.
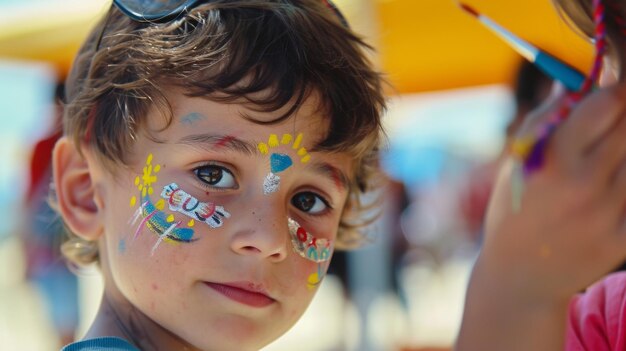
[291,192,328,215]
[194,165,237,188]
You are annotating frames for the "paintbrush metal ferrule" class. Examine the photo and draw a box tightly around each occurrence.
[459,2,586,91]
[478,16,538,61]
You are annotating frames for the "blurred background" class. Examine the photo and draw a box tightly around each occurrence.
[0,0,592,350]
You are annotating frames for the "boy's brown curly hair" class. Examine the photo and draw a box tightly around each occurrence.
[61,0,387,265]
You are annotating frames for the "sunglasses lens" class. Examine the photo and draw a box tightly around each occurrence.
[115,0,191,20]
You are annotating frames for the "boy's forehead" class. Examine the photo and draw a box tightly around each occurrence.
[134,89,354,180]
[146,88,330,141]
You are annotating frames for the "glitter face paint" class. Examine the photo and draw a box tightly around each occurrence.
[287,218,333,263]
[263,173,281,195]
[160,183,230,228]
[287,218,333,290]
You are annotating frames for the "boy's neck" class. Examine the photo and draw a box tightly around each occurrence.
[83,289,200,351]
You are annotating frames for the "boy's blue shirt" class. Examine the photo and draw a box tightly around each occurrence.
[62,337,139,351]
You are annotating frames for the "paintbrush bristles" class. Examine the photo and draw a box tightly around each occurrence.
[458,3,479,17]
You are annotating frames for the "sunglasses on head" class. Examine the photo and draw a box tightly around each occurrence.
[111,0,349,26]
[96,0,349,51]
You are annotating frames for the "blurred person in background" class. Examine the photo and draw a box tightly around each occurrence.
[20,83,79,346]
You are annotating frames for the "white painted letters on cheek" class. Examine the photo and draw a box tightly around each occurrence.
[160,183,230,228]
[124,154,231,256]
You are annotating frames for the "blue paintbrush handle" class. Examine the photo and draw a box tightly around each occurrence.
[535,51,586,91]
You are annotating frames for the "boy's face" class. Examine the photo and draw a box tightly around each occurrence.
[91,89,352,350]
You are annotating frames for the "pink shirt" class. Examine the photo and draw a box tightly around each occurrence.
[566,272,626,350]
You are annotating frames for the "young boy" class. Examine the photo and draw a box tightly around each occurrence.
[55,0,626,350]
[55,1,384,350]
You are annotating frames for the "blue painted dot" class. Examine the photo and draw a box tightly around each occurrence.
[118,239,126,254]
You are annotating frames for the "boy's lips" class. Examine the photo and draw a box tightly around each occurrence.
[204,281,275,308]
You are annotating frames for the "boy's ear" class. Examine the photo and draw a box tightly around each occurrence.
[52,137,103,241]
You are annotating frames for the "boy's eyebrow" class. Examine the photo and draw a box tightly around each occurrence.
[176,133,349,189]
[176,134,258,155]
[310,162,349,191]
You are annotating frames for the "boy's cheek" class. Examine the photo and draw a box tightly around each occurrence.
[284,256,333,298]
[111,154,209,255]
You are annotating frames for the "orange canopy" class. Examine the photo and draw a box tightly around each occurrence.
[0,0,593,93]
[373,0,593,92]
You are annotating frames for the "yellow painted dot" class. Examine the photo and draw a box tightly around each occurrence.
[148,187,154,195]
[281,134,292,144]
[297,147,307,156]
[130,196,137,207]
[167,214,175,222]
[307,272,320,290]
[301,154,311,164]
[155,199,165,211]
[134,176,140,186]
[258,142,269,155]
[187,219,195,227]
[268,134,279,147]
[146,153,153,165]
[154,164,161,173]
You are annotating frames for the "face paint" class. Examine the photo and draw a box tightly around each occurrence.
[270,153,293,173]
[329,167,345,191]
[160,183,230,228]
[287,218,333,263]
[287,218,333,290]
[130,153,161,208]
[132,198,195,243]
[263,173,281,195]
[258,133,311,195]
[214,135,235,149]
[180,112,205,125]
[118,239,126,254]
[127,154,197,256]
[151,220,182,256]
[307,271,322,290]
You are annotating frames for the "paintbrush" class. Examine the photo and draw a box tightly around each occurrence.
[459,3,586,92]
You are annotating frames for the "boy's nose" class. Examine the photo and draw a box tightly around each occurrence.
[229,208,289,263]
